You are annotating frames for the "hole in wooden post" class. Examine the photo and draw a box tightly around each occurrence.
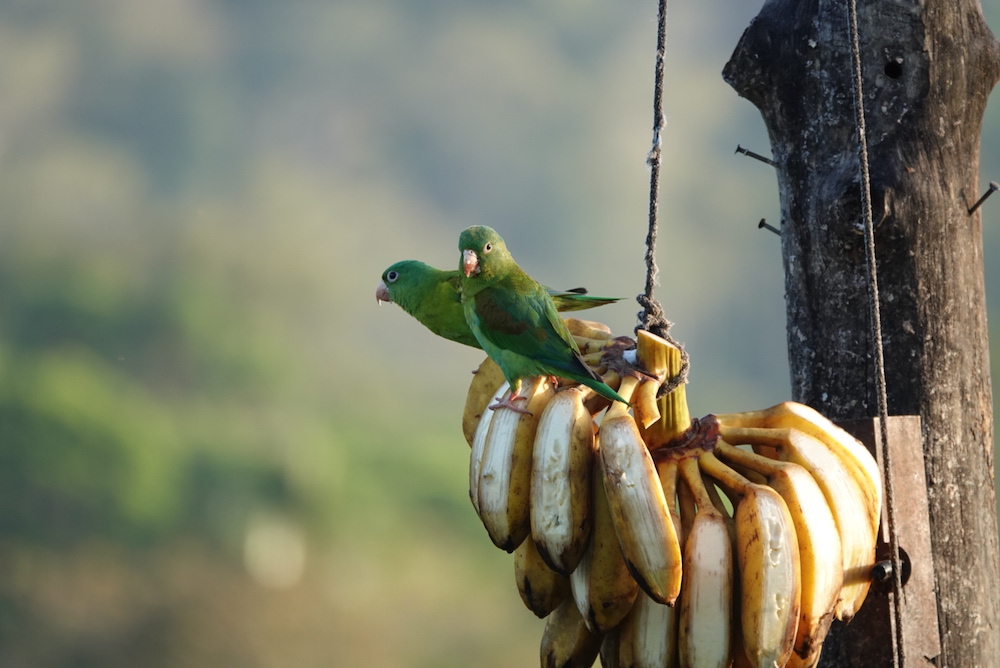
[884,58,903,79]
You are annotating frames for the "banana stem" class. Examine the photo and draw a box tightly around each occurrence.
[657,457,681,525]
[717,456,768,486]
[717,425,791,449]
[606,375,642,420]
[676,466,697,543]
[703,474,732,519]
[678,456,720,517]
[696,450,755,500]
[715,439,783,478]
[636,330,692,449]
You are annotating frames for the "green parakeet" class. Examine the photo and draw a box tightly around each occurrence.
[457,226,629,412]
[376,260,621,349]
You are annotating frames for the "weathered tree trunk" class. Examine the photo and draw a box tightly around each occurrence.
[723,0,1000,665]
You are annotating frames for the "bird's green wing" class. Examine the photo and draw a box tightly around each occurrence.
[548,289,623,312]
[471,280,590,378]
[471,283,628,405]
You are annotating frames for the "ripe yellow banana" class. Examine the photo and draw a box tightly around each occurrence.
[571,457,638,633]
[719,425,877,622]
[469,381,510,517]
[540,597,605,668]
[462,357,508,447]
[580,350,609,367]
[699,451,800,668]
[599,376,683,605]
[530,387,596,575]
[574,335,619,355]
[616,590,678,668]
[616,461,683,668]
[564,317,614,340]
[514,533,570,618]
[477,376,555,551]
[715,439,843,664]
[677,456,733,668]
[715,402,882,527]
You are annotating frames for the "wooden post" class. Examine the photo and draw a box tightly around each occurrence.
[723,1,1000,665]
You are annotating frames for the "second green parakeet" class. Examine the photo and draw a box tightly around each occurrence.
[376,259,621,349]
[457,226,628,412]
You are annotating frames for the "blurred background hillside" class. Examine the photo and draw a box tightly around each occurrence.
[1,1,997,666]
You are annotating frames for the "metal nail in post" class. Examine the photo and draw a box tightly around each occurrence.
[968,181,998,214]
[735,144,778,167]
[758,219,781,236]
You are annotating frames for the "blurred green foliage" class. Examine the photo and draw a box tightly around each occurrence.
[0,1,997,666]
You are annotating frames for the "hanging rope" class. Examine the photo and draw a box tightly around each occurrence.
[846,1,906,666]
[637,0,690,396]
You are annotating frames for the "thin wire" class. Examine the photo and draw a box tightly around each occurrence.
[846,0,905,665]
[637,0,690,395]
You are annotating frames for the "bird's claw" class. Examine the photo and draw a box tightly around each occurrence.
[489,394,532,415]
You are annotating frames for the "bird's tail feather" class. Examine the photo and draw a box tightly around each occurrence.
[576,375,630,406]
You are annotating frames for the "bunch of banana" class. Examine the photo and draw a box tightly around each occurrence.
[459,319,883,668]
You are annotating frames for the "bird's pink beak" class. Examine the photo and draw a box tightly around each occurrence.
[462,249,479,278]
[375,281,391,304]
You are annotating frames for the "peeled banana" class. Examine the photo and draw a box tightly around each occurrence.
[715,439,843,664]
[469,381,510,516]
[599,376,682,606]
[531,387,596,575]
[677,456,732,668]
[700,450,800,668]
[477,375,554,551]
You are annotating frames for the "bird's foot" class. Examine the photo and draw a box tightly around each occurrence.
[489,394,532,415]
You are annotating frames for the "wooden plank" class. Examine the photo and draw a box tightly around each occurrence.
[818,417,939,667]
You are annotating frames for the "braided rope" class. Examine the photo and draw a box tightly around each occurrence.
[636,0,689,397]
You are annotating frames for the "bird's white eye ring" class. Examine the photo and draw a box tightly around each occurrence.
[484,243,493,253]
[386,271,399,283]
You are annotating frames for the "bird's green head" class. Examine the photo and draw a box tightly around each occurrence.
[376,259,440,307]
[458,226,512,281]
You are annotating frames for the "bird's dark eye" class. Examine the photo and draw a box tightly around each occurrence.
[484,243,493,253]
[386,271,399,283]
